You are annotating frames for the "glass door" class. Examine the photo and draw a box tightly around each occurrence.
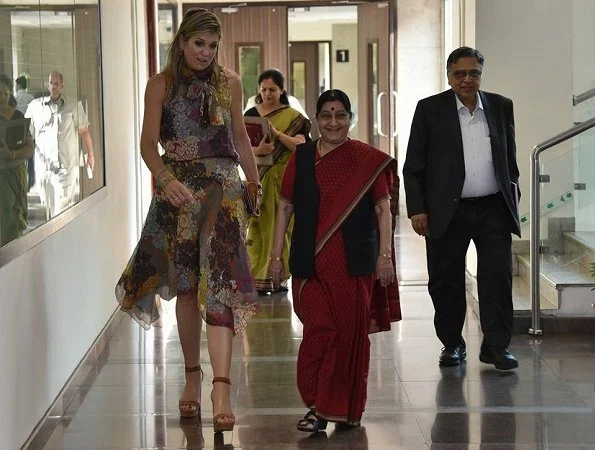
[288,1,396,155]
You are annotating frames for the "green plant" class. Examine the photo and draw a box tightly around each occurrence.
[591,263,595,278]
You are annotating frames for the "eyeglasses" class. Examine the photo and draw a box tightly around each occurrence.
[449,69,482,80]
[317,111,350,122]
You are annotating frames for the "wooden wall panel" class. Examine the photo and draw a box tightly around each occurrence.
[212,7,288,76]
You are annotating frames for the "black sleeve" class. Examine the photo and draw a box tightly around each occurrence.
[244,107,260,117]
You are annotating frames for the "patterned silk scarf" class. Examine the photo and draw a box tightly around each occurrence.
[183,66,228,128]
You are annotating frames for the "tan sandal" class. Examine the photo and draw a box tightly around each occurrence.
[179,366,203,418]
[211,377,235,433]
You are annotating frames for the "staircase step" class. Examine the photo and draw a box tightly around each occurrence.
[563,231,595,271]
[517,253,594,286]
[565,230,595,250]
[516,254,560,307]
[465,273,557,311]
[511,276,558,311]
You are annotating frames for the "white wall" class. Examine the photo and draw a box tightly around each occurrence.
[0,0,147,447]
[288,19,334,42]
[475,0,574,222]
[462,1,579,275]
[331,23,359,137]
[397,0,443,175]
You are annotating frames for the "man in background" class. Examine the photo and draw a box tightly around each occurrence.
[14,76,34,115]
[25,71,94,218]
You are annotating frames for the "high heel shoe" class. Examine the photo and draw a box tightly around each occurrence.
[179,366,203,418]
[211,377,235,433]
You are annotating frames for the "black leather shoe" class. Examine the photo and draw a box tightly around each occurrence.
[439,345,466,366]
[479,347,519,370]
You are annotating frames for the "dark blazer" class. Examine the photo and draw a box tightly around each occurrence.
[403,89,521,239]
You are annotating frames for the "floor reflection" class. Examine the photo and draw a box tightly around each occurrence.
[297,425,368,449]
[179,417,205,449]
[430,364,469,447]
[23,214,595,449]
[213,432,234,450]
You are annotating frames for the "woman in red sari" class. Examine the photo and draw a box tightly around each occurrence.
[269,89,401,431]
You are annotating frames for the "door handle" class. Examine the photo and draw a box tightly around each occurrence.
[376,91,387,137]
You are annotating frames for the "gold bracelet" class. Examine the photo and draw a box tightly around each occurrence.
[245,181,263,195]
[157,171,176,190]
[269,256,282,262]
[380,252,391,259]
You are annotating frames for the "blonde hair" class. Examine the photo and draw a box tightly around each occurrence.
[163,8,223,100]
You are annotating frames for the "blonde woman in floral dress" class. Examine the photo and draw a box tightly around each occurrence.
[115,9,260,432]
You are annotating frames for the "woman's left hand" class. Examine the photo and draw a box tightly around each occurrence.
[268,258,285,287]
[376,256,395,287]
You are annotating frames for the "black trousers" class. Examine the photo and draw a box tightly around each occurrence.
[426,193,513,349]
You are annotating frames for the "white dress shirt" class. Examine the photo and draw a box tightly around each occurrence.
[456,93,500,198]
[15,89,34,115]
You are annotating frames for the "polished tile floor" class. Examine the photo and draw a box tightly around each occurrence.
[27,215,595,449]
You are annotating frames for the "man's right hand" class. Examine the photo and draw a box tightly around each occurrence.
[411,213,429,237]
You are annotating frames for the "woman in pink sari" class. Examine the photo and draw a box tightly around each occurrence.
[269,89,401,431]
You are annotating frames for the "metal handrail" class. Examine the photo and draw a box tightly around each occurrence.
[530,116,595,335]
[573,87,595,106]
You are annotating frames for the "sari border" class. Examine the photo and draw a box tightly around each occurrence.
[315,158,393,256]
[296,278,308,317]
[296,156,392,309]
[258,107,309,178]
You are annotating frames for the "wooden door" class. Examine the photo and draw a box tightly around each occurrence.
[289,41,319,137]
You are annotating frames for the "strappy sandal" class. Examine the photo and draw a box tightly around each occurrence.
[297,409,328,432]
[211,377,235,433]
[179,366,203,418]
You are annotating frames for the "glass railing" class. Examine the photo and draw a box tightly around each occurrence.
[529,115,595,335]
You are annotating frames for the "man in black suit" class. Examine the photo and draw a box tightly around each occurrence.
[403,46,520,370]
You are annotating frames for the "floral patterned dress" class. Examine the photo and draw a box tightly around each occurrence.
[115,67,259,335]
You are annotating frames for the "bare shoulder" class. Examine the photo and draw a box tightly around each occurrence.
[224,68,242,93]
[223,68,242,102]
[143,74,166,106]
[223,68,241,83]
[147,73,166,92]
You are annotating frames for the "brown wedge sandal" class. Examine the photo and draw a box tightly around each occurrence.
[211,377,235,433]
[179,366,203,418]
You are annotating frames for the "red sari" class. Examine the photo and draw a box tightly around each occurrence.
[280,139,401,424]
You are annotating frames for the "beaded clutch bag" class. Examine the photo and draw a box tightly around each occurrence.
[242,182,261,217]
